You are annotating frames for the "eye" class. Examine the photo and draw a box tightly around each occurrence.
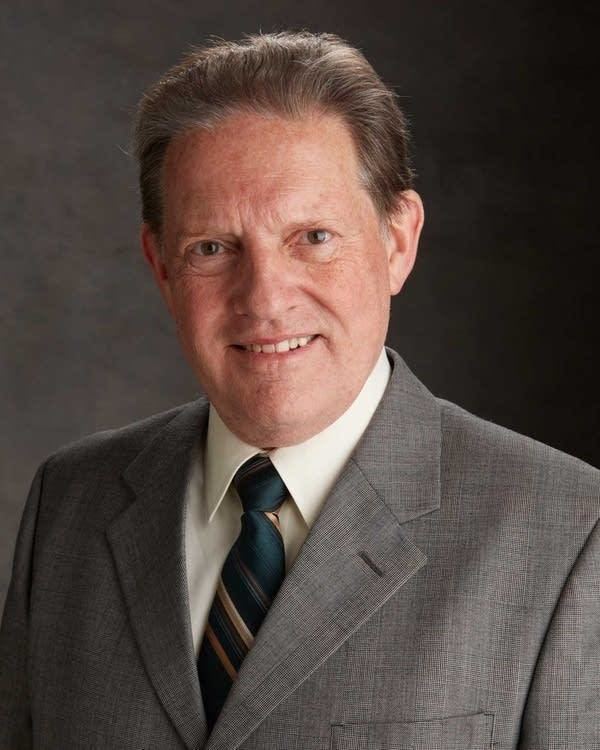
[184,239,236,275]
[301,229,332,245]
[191,240,225,257]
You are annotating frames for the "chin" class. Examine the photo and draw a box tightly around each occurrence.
[222,402,318,447]
[261,403,352,447]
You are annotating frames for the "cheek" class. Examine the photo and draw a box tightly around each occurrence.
[349,264,393,338]
[335,252,391,311]
[169,283,218,347]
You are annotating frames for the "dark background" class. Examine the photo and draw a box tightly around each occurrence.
[1,0,598,610]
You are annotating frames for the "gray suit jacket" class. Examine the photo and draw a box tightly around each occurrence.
[1,349,599,749]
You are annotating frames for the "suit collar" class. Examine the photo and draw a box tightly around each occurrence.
[120,398,209,504]
[353,347,441,524]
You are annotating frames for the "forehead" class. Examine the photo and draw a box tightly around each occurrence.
[161,111,372,226]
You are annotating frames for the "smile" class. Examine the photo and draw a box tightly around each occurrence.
[239,335,317,353]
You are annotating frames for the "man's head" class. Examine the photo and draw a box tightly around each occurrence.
[136,31,424,447]
[135,31,415,237]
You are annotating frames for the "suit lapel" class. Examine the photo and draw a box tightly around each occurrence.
[205,349,441,750]
[107,400,211,750]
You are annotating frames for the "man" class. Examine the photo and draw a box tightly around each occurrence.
[1,31,598,750]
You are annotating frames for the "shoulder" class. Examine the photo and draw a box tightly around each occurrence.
[26,398,209,536]
[41,399,205,484]
[437,397,599,526]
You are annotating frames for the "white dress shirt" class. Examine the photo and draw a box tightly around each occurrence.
[184,347,391,654]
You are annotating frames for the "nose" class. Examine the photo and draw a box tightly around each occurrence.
[231,243,298,322]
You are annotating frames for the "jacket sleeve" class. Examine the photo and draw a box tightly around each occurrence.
[519,516,600,748]
[0,461,47,750]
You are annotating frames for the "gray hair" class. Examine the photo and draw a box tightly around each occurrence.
[134,31,415,236]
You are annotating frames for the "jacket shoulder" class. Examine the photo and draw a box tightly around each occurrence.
[44,400,203,478]
[437,398,600,520]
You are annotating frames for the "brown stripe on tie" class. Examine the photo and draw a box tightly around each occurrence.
[216,580,255,649]
[205,623,238,680]
[264,510,282,534]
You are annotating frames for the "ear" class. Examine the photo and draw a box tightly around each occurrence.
[140,223,175,316]
[384,189,424,295]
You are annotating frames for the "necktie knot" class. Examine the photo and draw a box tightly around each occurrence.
[233,454,288,514]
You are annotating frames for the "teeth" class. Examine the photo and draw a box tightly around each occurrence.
[243,335,315,353]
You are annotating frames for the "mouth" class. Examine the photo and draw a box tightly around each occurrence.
[233,334,318,354]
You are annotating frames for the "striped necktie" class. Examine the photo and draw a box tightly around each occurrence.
[198,454,288,731]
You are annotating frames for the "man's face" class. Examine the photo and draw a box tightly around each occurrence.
[143,111,423,447]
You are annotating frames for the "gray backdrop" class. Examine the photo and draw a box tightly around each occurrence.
[2,0,598,611]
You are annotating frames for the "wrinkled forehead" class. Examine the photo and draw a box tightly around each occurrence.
[160,111,375,230]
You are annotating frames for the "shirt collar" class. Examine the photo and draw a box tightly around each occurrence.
[204,347,391,525]
[204,410,262,524]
